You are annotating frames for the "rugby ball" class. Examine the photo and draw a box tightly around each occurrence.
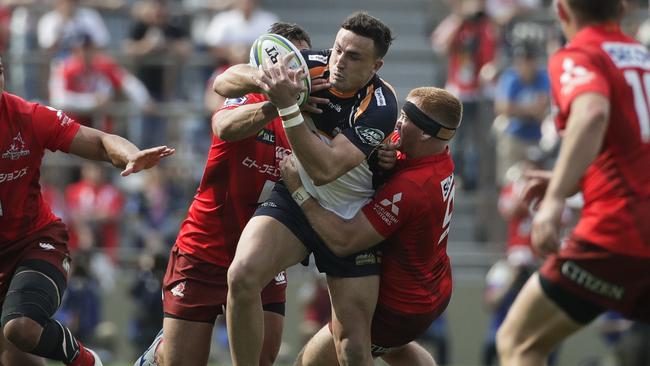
[249,33,311,106]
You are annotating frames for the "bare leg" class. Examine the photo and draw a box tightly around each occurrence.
[0,325,44,366]
[381,342,437,366]
[295,325,339,366]
[497,273,583,366]
[162,317,213,366]
[327,275,379,366]
[227,216,309,366]
[260,311,284,366]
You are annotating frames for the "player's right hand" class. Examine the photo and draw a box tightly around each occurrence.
[121,146,175,177]
[521,169,552,209]
[531,197,564,257]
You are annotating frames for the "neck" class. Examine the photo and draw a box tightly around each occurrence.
[406,141,447,159]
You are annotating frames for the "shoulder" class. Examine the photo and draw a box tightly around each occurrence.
[361,76,399,117]
[302,49,331,71]
[3,92,36,116]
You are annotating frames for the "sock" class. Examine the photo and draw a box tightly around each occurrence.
[30,319,87,364]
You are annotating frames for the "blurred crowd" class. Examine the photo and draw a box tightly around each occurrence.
[1,0,650,364]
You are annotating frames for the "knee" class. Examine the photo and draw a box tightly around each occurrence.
[334,335,368,365]
[227,261,262,298]
[3,317,42,352]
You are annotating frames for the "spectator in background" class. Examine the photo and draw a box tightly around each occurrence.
[204,0,278,67]
[54,250,101,344]
[418,314,451,365]
[37,0,110,59]
[431,0,496,190]
[129,252,167,357]
[64,162,124,263]
[124,0,191,148]
[297,273,331,346]
[493,41,549,186]
[49,33,152,132]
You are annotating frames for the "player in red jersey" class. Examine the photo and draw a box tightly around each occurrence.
[0,57,174,366]
[133,23,325,366]
[497,1,650,365]
[280,87,461,365]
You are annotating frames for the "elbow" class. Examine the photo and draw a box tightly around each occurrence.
[212,115,237,142]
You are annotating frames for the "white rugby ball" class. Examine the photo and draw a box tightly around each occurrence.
[249,33,311,106]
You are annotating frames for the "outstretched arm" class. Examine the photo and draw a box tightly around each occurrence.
[68,125,175,176]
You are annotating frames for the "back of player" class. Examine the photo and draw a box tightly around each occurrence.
[548,25,650,257]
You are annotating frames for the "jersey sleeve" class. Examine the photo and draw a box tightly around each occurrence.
[31,104,81,152]
[301,49,330,79]
[362,177,424,238]
[548,49,610,131]
[341,84,399,157]
[217,93,267,112]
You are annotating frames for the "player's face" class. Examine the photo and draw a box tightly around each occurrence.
[395,99,423,152]
[329,29,383,93]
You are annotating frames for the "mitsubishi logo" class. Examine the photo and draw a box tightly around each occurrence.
[380,192,402,215]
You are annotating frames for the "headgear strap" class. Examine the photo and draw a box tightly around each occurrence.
[402,101,456,141]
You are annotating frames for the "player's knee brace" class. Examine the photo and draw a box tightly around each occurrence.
[1,259,66,328]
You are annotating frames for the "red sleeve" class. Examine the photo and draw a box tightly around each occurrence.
[478,21,497,67]
[217,93,267,113]
[32,104,81,152]
[361,177,424,238]
[548,49,610,131]
[99,56,126,88]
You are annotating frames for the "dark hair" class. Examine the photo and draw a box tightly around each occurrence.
[566,0,623,23]
[268,22,312,49]
[341,12,394,58]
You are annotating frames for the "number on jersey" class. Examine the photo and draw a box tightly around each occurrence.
[438,174,455,244]
[623,70,650,143]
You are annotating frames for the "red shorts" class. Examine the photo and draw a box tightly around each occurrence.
[162,245,287,323]
[539,238,650,323]
[0,220,71,303]
[370,296,451,355]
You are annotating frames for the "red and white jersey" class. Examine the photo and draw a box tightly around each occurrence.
[175,93,291,267]
[549,24,650,257]
[0,92,80,243]
[362,150,455,314]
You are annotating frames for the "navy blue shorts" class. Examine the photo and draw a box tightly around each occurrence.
[254,181,381,278]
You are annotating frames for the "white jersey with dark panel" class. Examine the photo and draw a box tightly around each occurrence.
[297,49,399,219]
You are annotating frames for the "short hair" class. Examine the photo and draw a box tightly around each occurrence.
[268,22,312,49]
[566,0,623,23]
[407,87,463,130]
[341,12,394,58]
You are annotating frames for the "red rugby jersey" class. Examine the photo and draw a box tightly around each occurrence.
[548,24,650,257]
[175,93,291,266]
[0,92,80,243]
[362,149,455,314]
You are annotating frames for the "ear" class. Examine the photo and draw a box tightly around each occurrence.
[556,0,569,22]
[372,58,384,74]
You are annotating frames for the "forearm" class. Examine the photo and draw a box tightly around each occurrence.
[212,64,261,98]
[546,96,609,200]
[100,133,140,169]
[301,199,355,256]
[214,101,278,141]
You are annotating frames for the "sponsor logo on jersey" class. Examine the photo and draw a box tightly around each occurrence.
[171,281,186,298]
[602,42,650,69]
[62,258,71,274]
[441,175,454,201]
[275,146,291,160]
[328,102,342,112]
[0,167,28,184]
[56,110,73,127]
[224,96,248,107]
[308,54,328,64]
[2,133,30,160]
[374,87,386,107]
[561,261,625,300]
[354,126,385,146]
[371,344,395,356]
[260,201,278,208]
[559,57,595,95]
[380,192,402,216]
[256,128,276,145]
[274,271,287,285]
[39,242,55,250]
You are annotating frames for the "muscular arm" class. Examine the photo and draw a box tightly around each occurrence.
[286,123,366,185]
[545,93,610,201]
[212,64,263,98]
[212,101,279,141]
[69,125,173,175]
[300,198,384,257]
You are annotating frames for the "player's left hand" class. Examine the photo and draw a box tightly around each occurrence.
[121,146,175,177]
[377,141,398,171]
[531,197,564,257]
[279,155,301,192]
[301,77,330,114]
